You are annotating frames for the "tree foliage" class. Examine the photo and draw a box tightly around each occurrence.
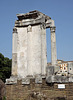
[0,53,12,82]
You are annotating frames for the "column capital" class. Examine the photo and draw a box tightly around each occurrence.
[50,26,56,33]
[27,25,32,32]
[40,22,46,29]
[13,27,17,33]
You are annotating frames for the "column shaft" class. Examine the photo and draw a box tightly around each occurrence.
[12,28,18,76]
[41,24,47,75]
[50,27,57,65]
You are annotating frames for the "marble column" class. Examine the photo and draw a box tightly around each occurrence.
[12,27,18,76]
[27,25,42,76]
[50,26,57,66]
[41,23,47,76]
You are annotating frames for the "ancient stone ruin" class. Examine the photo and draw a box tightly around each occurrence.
[5,10,73,100]
[6,10,57,84]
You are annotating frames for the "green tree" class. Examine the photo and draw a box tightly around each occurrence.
[0,53,12,82]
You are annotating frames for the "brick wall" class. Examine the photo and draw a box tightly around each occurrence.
[6,79,73,100]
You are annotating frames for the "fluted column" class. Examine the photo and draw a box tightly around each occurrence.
[41,23,47,75]
[50,26,57,66]
[12,27,18,76]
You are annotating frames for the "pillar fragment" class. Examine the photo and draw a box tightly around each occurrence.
[50,26,57,66]
[41,23,47,75]
[12,27,18,76]
[27,25,42,76]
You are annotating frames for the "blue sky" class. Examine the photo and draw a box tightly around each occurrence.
[0,0,73,62]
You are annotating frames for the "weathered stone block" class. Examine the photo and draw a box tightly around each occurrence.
[35,75,42,84]
[46,66,54,76]
[22,77,30,84]
[54,75,69,83]
[68,62,73,74]
[5,76,17,84]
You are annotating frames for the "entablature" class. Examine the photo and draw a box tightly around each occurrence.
[15,10,52,28]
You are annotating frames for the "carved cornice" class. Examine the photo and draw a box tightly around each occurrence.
[15,17,45,27]
[15,10,51,27]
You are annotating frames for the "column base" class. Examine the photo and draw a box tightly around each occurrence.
[5,74,46,85]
